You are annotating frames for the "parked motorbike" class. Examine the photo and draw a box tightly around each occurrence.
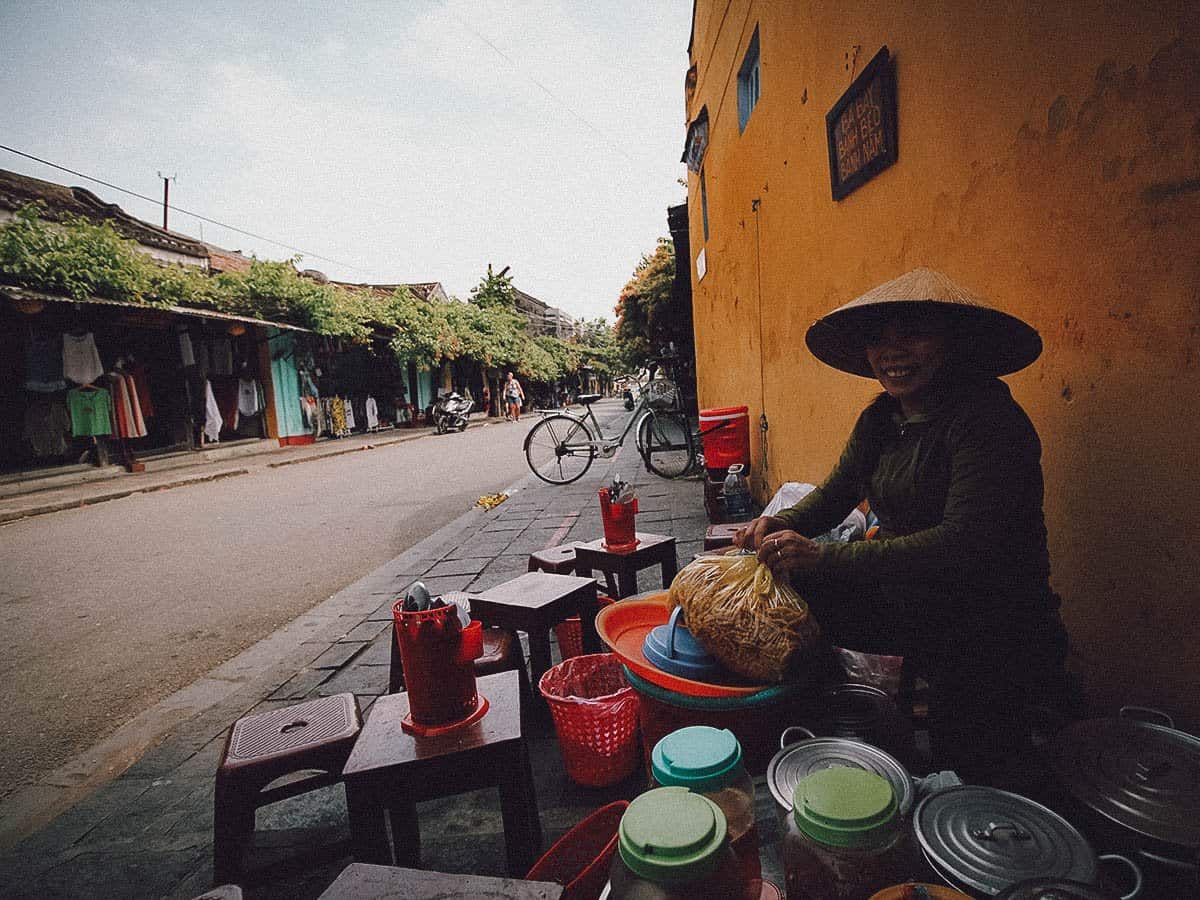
[433,392,472,434]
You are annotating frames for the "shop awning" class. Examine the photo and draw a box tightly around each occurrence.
[1,285,312,332]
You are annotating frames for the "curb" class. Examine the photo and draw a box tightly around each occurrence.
[0,468,250,526]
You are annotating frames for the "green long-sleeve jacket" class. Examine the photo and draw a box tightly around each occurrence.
[775,377,1056,629]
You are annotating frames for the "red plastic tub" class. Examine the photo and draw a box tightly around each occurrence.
[699,406,750,469]
[525,801,629,900]
[554,595,616,660]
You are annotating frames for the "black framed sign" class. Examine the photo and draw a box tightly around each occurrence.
[826,46,898,200]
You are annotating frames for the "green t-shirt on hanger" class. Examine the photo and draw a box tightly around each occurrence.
[67,387,113,437]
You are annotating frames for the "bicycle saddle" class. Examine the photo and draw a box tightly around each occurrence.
[576,393,602,404]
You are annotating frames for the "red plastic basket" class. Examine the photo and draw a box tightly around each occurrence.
[539,654,640,787]
[554,595,616,660]
[525,801,629,900]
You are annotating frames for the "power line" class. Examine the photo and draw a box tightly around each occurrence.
[0,143,371,274]
[441,12,639,165]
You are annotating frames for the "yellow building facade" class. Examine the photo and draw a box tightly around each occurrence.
[685,1,1200,719]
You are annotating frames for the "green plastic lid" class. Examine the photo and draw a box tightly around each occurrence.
[618,786,729,883]
[792,766,899,849]
[651,726,744,793]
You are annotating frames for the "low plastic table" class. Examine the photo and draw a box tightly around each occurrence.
[573,532,678,599]
[317,863,564,899]
[467,572,601,693]
[342,670,541,877]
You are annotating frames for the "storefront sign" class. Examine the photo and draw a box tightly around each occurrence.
[683,106,710,174]
[826,46,898,200]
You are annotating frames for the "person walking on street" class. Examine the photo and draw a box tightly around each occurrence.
[503,371,525,422]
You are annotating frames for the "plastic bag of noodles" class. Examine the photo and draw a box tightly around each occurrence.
[667,552,822,682]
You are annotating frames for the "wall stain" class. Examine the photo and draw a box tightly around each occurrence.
[1101,157,1123,181]
[1142,178,1200,202]
[1048,95,1071,137]
[1061,382,1074,403]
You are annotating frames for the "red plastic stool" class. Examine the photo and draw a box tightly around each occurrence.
[213,693,361,884]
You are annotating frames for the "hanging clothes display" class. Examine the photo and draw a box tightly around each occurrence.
[329,397,349,437]
[342,396,356,431]
[62,331,104,385]
[209,375,240,433]
[211,337,234,375]
[23,398,72,457]
[203,379,223,443]
[177,328,195,368]
[237,378,260,417]
[25,328,67,392]
[66,386,113,437]
[365,396,379,430]
[109,372,148,439]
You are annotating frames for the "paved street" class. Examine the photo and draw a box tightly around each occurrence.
[0,412,579,802]
[0,397,718,899]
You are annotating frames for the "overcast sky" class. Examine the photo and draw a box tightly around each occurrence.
[0,0,691,321]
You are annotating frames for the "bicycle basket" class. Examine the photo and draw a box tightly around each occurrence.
[643,378,679,411]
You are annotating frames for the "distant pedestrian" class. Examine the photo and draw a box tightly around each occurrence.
[482,383,491,416]
[504,371,525,422]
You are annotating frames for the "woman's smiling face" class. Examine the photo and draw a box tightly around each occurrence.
[864,313,950,413]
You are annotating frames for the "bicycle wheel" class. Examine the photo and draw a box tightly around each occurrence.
[639,410,694,478]
[524,414,596,485]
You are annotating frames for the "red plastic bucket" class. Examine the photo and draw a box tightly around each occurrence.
[699,406,750,469]
[598,488,638,552]
[539,654,641,787]
[525,801,629,900]
[392,601,483,727]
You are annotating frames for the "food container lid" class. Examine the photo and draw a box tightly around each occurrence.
[792,767,899,848]
[1045,717,1200,849]
[652,726,744,793]
[618,786,728,883]
[992,878,1118,899]
[818,682,895,736]
[914,786,1099,897]
[869,885,973,899]
[767,735,915,816]
[642,607,724,680]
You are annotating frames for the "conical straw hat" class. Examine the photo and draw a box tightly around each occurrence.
[804,267,1042,378]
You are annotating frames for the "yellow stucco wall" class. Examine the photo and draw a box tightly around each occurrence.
[686,1,1200,721]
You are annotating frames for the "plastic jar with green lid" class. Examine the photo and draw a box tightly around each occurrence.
[608,786,744,900]
[783,766,916,899]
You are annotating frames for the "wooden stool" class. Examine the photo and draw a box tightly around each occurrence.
[704,521,752,551]
[343,670,542,876]
[527,542,581,575]
[466,572,601,695]
[573,532,678,599]
[213,693,362,884]
[318,863,563,899]
[387,592,529,707]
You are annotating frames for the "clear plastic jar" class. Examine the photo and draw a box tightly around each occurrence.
[608,787,745,900]
[783,767,914,900]
[651,726,761,895]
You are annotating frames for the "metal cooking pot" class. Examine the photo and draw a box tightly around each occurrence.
[992,877,1118,899]
[767,727,916,823]
[1038,707,1200,894]
[791,682,917,765]
[913,785,1142,898]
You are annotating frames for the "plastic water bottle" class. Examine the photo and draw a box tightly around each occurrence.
[723,464,752,520]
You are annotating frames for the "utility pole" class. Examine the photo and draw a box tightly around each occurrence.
[157,171,175,230]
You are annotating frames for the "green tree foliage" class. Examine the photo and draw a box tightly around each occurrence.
[0,204,609,387]
[468,264,517,309]
[614,237,691,369]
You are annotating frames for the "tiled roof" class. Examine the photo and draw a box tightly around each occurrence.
[0,168,209,259]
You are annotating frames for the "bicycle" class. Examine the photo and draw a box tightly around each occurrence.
[522,372,695,485]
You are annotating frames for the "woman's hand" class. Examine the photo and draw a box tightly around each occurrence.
[733,515,788,551]
[756,529,823,577]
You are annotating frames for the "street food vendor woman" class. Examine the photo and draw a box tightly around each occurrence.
[735,267,1070,779]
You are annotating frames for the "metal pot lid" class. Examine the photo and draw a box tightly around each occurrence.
[1045,717,1200,849]
[914,786,1099,896]
[767,736,914,816]
[993,878,1117,900]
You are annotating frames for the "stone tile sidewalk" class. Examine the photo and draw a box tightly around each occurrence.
[0,403,741,899]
